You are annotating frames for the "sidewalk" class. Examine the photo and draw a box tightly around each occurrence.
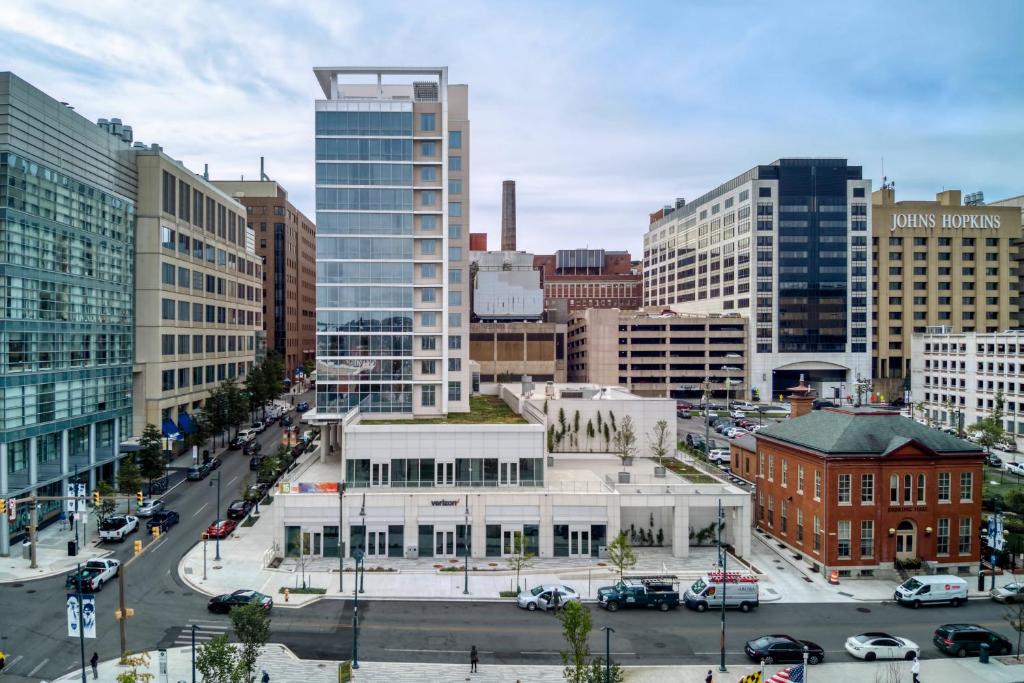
[0,511,111,583]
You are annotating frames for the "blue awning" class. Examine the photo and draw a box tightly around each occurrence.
[177,411,196,434]
[161,418,183,441]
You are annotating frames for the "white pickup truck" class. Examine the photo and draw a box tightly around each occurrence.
[66,558,121,591]
[99,515,139,542]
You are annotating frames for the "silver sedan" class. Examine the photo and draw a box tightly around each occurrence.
[516,585,580,611]
[136,499,164,517]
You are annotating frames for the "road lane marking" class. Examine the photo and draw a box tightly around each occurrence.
[191,503,209,518]
[385,648,495,654]
[227,475,238,487]
[521,651,635,656]
[27,658,49,676]
[5,656,23,671]
[164,476,188,497]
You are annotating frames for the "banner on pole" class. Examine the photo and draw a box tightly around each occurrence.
[66,483,76,512]
[76,483,87,513]
[66,593,97,639]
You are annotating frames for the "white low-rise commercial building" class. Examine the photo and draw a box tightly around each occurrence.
[910,328,1024,446]
[274,387,748,562]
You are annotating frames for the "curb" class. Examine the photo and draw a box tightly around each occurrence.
[0,545,114,584]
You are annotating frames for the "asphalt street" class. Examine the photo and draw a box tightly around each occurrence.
[0,399,1018,680]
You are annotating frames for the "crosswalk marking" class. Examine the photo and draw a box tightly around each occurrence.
[173,621,230,646]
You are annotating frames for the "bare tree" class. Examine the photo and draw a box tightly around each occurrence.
[648,419,670,465]
[612,415,638,467]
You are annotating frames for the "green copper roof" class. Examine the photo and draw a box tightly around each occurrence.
[757,408,983,456]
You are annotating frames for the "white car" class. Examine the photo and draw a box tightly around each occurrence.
[516,585,580,611]
[844,632,919,661]
[730,410,746,419]
[708,448,731,464]
[1007,461,1024,477]
[726,428,749,439]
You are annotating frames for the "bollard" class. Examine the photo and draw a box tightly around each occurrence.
[284,588,290,602]
[979,642,990,663]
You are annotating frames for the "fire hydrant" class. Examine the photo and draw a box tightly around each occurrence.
[284,588,290,602]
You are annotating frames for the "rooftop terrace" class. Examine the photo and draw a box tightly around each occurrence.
[360,395,528,426]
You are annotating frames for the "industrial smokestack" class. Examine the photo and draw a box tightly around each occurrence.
[501,180,517,251]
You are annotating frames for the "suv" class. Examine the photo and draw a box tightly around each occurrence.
[933,624,1011,657]
[708,448,730,464]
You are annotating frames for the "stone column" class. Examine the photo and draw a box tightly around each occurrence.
[112,417,121,480]
[471,494,486,559]
[60,429,70,476]
[88,423,97,489]
[539,494,554,558]
[673,499,690,558]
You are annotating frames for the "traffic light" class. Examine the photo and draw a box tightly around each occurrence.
[136,491,143,505]
[93,490,100,506]
[151,525,161,538]
[0,499,5,515]
[133,539,142,555]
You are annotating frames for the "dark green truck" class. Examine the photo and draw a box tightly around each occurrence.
[597,576,680,612]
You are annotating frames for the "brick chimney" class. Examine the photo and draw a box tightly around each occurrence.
[787,375,816,419]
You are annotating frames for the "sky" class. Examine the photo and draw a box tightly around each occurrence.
[1,0,1022,257]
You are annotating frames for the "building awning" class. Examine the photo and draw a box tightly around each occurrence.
[177,411,196,434]
[161,418,183,441]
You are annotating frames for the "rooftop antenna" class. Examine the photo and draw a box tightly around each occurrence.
[260,156,270,182]
[203,163,209,181]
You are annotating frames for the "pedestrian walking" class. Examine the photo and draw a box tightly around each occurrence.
[90,651,99,679]
[69,511,75,532]
[551,589,561,614]
[911,653,920,683]
[705,670,713,683]
[261,670,270,683]
[470,645,479,673]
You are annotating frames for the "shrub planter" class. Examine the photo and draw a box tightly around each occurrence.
[618,471,631,483]
[654,466,666,478]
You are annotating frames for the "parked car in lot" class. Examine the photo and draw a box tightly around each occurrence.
[226,499,253,520]
[597,576,679,612]
[707,448,731,464]
[251,420,267,433]
[249,455,265,471]
[99,515,138,542]
[136,499,164,517]
[933,623,1011,657]
[205,519,238,539]
[990,582,1024,604]
[66,558,120,591]
[186,464,210,481]
[677,409,691,419]
[208,589,273,614]
[516,585,580,611]
[296,401,310,412]
[244,441,263,457]
[745,634,824,665]
[146,510,180,533]
[686,434,705,449]
[1006,461,1024,477]
[985,453,1003,467]
[844,632,919,661]
[730,410,746,419]
[812,399,835,410]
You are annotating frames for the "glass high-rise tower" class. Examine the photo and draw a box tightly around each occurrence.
[313,67,470,417]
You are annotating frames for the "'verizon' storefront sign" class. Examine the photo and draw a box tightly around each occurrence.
[890,213,1001,231]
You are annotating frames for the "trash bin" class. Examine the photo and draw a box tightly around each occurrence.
[21,538,31,559]
[68,540,77,557]
[979,642,990,663]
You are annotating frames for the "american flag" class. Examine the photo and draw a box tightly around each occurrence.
[767,664,804,683]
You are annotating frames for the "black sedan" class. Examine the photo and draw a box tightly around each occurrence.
[244,441,263,457]
[226,499,253,520]
[745,634,824,665]
[146,510,180,532]
[986,453,1003,468]
[208,589,273,613]
[249,455,264,471]
[186,464,210,481]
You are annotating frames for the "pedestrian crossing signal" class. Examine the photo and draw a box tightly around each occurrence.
[136,491,143,505]
[739,673,763,683]
[93,490,100,506]
[0,499,5,515]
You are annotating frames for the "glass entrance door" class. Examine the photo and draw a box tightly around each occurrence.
[436,462,454,486]
[301,530,322,556]
[502,525,525,556]
[366,528,388,557]
[371,462,390,487]
[435,529,455,557]
[895,520,915,560]
[569,527,590,557]
[500,461,519,487]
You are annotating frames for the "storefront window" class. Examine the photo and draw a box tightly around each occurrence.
[456,524,472,556]
[486,525,502,557]
[483,459,498,486]
[345,459,370,487]
[418,525,434,557]
[350,525,365,557]
[323,526,339,558]
[519,458,544,487]
[388,525,404,558]
[523,525,540,556]
[285,526,301,558]
[553,525,569,557]
[591,525,607,558]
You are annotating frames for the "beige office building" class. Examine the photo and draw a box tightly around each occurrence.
[567,308,747,399]
[133,151,263,436]
[872,188,1021,383]
[469,322,567,384]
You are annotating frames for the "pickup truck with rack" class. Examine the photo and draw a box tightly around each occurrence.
[65,558,121,591]
[98,514,138,542]
[597,575,680,612]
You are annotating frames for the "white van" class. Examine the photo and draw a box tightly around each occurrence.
[894,575,969,608]
[684,573,760,612]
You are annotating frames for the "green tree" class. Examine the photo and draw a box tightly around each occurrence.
[612,415,638,467]
[94,481,116,521]
[302,358,315,377]
[647,419,670,465]
[504,531,534,592]
[117,454,143,500]
[585,658,624,683]
[231,602,271,683]
[586,419,595,452]
[1006,575,1024,661]
[968,390,1011,453]
[606,532,637,580]
[137,423,166,491]
[558,600,592,683]
[225,378,250,437]
[196,634,240,683]
[115,652,155,683]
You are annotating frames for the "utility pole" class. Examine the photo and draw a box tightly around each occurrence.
[463,494,470,595]
[338,480,345,592]
[717,499,727,674]
[210,471,222,561]
[75,561,86,683]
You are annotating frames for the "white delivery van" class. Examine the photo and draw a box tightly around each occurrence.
[684,572,760,612]
[893,575,969,608]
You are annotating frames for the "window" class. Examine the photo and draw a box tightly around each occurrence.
[448,179,462,194]
[448,201,462,217]
[837,520,851,559]
[421,263,437,278]
[861,473,874,504]
[796,464,804,492]
[421,288,436,303]
[161,298,175,320]
[448,381,461,402]
[420,113,436,131]
[917,474,926,504]
[959,471,973,501]
[448,335,462,350]
[421,240,436,255]
[448,357,461,371]
[421,311,437,326]
[161,263,175,285]
[767,496,774,527]
[449,246,463,261]
[958,517,971,554]
[161,226,175,250]
[758,453,764,478]
[938,472,950,502]
[421,336,437,351]
[838,474,851,504]
[813,515,822,553]
[903,474,912,502]
[422,360,437,374]
[161,369,175,391]
[449,223,462,239]
[796,508,804,543]
[814,470,822,499]
[449,312,462,328]
[449,268,462,284]
[421,167,437,182]
[420,141,436,156]
[937,518,950,555]
[421,384,436,407]
[161,334,175,355]
[856,520,873,559]
[448,156,461,171]
[768,455,774,480]
[759,187,772,198]
[421,191,437,206]
[449,131,462,149]
[449,290,462,306]
[162,171,176,215]
[781,460,788,487]
[890,474,899,503]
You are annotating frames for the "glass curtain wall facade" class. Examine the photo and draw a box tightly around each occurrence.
[314,67,470,416]
[0,73,136,549]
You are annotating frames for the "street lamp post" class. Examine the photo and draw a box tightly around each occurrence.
[717,499,727,674]
[463,494,470,595]
[359,494,366,594]
[600,626,615,683]
[209,472,222,561]
[338,478,345,592]
[703,377,712,455]
[352,549,363,670]
[191,624,197,683]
